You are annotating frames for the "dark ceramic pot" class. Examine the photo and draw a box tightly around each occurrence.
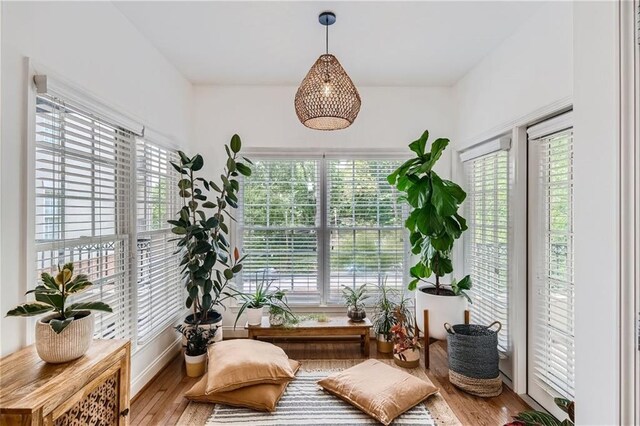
[347,306,366,322]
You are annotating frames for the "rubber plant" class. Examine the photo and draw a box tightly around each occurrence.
[169,134,252,322]
[387,130,472,299]
[6,262,112,333]
[505,398,574,426]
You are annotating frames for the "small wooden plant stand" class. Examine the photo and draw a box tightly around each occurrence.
[422,309,470,369]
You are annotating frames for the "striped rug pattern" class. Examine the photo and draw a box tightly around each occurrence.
[206,371,435,425]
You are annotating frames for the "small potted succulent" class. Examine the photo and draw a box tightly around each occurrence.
[342,284,369,322]
[175,323,217,377]
[391,308,421,368]
[268,305,298,327]
[228,278,293,327]
[6,263,112,363]
[372,282,412,354]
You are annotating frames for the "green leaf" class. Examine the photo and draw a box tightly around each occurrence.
[65,301,112,315]
[6,302,54,317]
[236,163,251,176]
[230,134,241,153]
[424,138,449,171]
[514,411,561,426]
[178,179,192,190]
[35,290,63,309]
[416,204,442,235]
[178,151,191,164]
[202,201,216,208]
[408,279,420,291]
[191,155,204,171]
[170,161,185,174]
[50,317,73,334]
[66,274,92,294]
[431,174,458,217]
[172,227,187,235]
[40,273,59,290]
[227,157,236,172]
[223,269,233,279]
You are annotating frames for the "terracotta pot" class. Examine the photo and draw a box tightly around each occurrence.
[415,284,467,340]
[185,353,207,377]
[394,348,420,369]
[347,306,366,322]
[246,307,264,326]
[35,312,94,363]
[376,334,394,354]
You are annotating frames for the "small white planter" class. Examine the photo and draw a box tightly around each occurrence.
[35,312,94,363]
[185,353,207,377]
[415,284,467,340]
[246,307,264,326]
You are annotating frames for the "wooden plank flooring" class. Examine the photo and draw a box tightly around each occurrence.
[131,339,529,425]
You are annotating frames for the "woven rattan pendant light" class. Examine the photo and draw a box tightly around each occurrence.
[295,12,361,131]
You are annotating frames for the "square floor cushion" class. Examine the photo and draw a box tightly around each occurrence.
[317,359,439,425]
[205,339,297,394]
[185,359,300,412]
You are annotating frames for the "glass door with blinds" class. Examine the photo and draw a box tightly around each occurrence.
[527,113,575,417]
[463,148,511,378]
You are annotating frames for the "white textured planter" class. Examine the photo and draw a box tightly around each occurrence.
[246,307,264,326]
[415,284,467,340]
[185,353,207,377]
[35,312,94,363]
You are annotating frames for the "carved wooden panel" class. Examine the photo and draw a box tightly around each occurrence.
[54,374,119,426]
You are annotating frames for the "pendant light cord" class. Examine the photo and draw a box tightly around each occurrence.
[325,22,329,55]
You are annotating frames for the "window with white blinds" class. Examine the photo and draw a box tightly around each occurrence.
[528,125,575,407]
[35,93,134,340]
[238,160,321,304]
[464,150,510,354]
[136,140,181,343]
[238,156,406,305]
[327,160,405,302]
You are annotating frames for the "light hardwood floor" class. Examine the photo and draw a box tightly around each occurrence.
[131,339,530,425]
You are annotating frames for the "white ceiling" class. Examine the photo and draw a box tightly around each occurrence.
[114,1,543,86]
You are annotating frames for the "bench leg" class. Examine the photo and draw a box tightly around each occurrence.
[362,333,370,358]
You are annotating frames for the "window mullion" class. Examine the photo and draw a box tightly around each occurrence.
[319,155,328,305]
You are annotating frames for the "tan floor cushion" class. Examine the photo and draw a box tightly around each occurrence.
[185,360,300,412]
[205,339,297,393]
[317,359,439,425]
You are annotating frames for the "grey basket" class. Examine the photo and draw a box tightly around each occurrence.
[445,321,503,397]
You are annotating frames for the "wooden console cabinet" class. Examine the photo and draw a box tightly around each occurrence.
[0,339,130,426]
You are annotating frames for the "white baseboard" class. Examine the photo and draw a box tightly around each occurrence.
[131,337,182,397]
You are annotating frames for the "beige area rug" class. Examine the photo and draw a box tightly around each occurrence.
[177,359,461,426]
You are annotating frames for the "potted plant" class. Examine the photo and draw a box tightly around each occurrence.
[372,283,412,354]
[169,134,252,341]
[342,284,369,322]
[6,263,112,363]
[175,322,217,377]
[391,307,421,368]
[228,279,293,327]
[388,130,472,340]
[268,305,298,327]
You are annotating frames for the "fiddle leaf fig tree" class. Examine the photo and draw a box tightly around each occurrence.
[169,134,252,321]
[388,130,472,298]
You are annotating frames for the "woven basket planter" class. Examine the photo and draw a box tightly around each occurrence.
[445,322,502,397]
[35,312,94,363]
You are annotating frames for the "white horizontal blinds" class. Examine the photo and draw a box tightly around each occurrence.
[238,160,321,304]
[136,139,181,343]
[531,128,575,401]
[35,93,134,340]
[326,160,405,302]
[464,150,510,353]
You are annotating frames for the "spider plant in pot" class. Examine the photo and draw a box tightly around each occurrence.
[227,278,291,327]
[6,262,112,363]
[391,307,421,368]
[169,134,251,342]
[342,284,369,322]
[175,322,217,377]
[388,130,472,341]
[372,283,412,354]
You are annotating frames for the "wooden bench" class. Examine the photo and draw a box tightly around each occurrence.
[246,317,373,357]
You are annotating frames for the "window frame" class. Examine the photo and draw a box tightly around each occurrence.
[234,149,411,307]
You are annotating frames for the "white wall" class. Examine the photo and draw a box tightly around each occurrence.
[573,2,620,424]
[192,85,456,329]
[453,2,573,148]
[0,1,192,395]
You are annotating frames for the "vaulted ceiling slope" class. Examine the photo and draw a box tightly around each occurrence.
[115,1,543,86]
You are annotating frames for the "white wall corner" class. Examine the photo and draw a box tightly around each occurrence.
[131,337,182,397]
